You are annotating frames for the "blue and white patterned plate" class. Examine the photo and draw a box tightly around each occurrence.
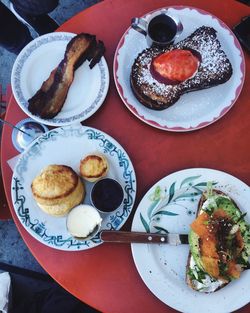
[131,168,250,313]
[11,32,109,127]
[11,124,136,251]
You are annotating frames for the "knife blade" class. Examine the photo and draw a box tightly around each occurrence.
[100,230,189,245]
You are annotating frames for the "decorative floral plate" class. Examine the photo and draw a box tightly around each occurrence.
[131,168,250,313]
[114,6,245,131]
[11,32,109,127]
[11,124,136,251]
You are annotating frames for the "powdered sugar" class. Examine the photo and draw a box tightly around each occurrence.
[134,49,177,97]
[131,26,233,108]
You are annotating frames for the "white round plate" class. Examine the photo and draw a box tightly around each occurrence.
[11,124,136,251]
[11,32,109,127]
[131,168,250,313]
[114,6,245,131]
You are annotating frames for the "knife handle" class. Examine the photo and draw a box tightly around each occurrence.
[100,230,169,243]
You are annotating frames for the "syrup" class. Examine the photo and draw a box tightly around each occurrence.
[148,15,177,43]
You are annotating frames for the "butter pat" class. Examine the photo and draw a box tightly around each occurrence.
[67,204,102,238]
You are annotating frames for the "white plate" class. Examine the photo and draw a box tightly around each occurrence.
[114,6,245,131]
[11,124,136,251]
[131,168,250,313]
[11,32,109,127]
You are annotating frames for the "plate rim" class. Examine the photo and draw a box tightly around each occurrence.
[11,31,110,127]
[131,167,250,313]
[11,124,137,251]
[113,5,245,132]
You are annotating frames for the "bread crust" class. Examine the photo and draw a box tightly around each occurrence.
[131,26,233,110]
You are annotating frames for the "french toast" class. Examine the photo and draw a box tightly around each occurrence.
[131,26,233,110]
[186,186,250,293]
[28,33,105,119]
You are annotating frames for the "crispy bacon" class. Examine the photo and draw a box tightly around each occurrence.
[28,33,105,119]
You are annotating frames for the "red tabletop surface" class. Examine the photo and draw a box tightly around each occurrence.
[1,0,250,312]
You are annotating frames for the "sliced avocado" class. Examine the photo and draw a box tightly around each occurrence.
[188,230,203,270]
[215,197,250,255]
[215,197,241,221]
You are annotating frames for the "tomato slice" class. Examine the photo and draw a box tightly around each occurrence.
[152,49,200,83]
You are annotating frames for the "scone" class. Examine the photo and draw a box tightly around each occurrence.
[79,154,108,182]
[31,164,85,216]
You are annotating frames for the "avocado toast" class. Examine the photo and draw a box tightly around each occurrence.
[186,184,250,292]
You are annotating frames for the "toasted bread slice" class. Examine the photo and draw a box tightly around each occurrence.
[131,26,233,110]
[186,188,250,293]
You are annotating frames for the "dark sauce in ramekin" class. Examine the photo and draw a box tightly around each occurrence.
[91,178,124,213]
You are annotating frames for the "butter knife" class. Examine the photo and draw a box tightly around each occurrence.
[100,230,189,245]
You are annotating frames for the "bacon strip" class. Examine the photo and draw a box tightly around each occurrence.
[28,33,105,119]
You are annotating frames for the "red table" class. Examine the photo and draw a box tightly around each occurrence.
[1,0,250,312]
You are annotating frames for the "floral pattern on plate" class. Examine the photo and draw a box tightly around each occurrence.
[139,176,217,234]
[131,168,250,313]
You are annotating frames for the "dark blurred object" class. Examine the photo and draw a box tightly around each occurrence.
[10,1,59,36]
[236,0,250,5]
[0,2,32,54]
[0,173,9,220]
[0,0,59,54]
[233,16,250,52]
[0,262,100,313]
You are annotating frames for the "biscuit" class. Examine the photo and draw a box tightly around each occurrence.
[31,164,85,216]
[79,154,108,182]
